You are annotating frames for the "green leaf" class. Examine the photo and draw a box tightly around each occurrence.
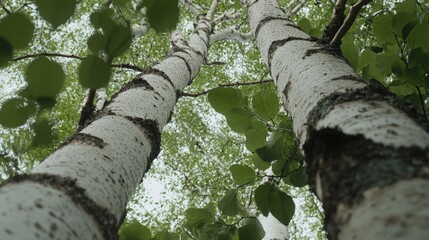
[35,0,76,28]
[225,107,253,133]
[340,34,359,69]
[25,57,65,99]
[154,230,179,240]
[370,46,383,53]
[185,208,214,227]
[90,9,115,30]
[218,190,243,216]
[87,33,107,52]
[121,221,151,240]
[255,131,284,162]
[373,14,395,45]
[143,0,179,32]
[298,18,312,34]
[105,24,132,58]
[0,13,34,49]
[238,218,265,240]
[252,153,270,171]
[229,164,256,186]
[32,119,55,146]
[254,183,271,217]
[208,87,246,115]
[406,15,429,51]
[113,0,128,7]
[0,37,13,68]
[245,119,267,151]
[268,189,295,226]
[79,55,111,89]
[0,98,35,128]
[252,90,280,121]
[289,167,308,187]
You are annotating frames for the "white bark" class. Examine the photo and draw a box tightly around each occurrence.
[245,0,429,239]
[0,18,212,239]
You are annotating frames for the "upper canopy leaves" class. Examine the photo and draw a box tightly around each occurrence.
[35,0,77,28]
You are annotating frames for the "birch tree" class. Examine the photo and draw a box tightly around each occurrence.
[0,0,428,239]
[0,0,243,238]
[240,0,429,239]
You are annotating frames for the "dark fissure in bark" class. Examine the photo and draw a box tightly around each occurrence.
[1,173,118,240]
[303,81,429,239]
[267,37,314,71]
[303,129,429,239]
[125,117,161,173]
[253,16,295,40]
[69,133,106,149]
[146,68,177,97]
[307,82,429,131]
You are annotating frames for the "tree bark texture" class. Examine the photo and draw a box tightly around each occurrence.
[245,0,429,239]
[0,18,212,240]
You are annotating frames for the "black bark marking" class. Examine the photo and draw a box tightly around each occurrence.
[331,74,363,82]
[69,133,106,149]
[303,129,429,239]
[0,174,118,240]
[169,55,192,80]
[304,44,341,58]
[254,16,294,40]
[248,0,261,9]
[307,83,429,132]
[146,68,177,98]
[5,229,13,235]
[125,117,161,174]
[268,37,313,71]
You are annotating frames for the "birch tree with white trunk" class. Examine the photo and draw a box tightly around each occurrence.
[0,2,225,238]
[243,0,429,239]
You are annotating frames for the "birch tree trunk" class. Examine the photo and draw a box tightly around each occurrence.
[244,0,429,239]
[0,18,212,240]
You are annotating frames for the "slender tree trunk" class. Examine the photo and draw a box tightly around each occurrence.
[244,0,429,239]
[0,18,212,239]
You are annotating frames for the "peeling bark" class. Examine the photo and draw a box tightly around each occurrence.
[245,0,429,239]
[0,18,212,240]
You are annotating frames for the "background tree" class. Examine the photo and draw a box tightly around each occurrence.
[0,0,428,239]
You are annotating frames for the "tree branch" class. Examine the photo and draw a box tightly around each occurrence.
[207,0,219,20]
[213,10,242,24]
[210,27,253,44]
[286,0,309,18]
[0,0,11,14]
[13,52,144,72]
[179,0,201,16]
[330,0,372,46]
[322,0,347,44]
[182,79,273,97]
[78,89,97,130]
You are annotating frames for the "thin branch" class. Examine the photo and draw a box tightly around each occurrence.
[182,79,273,97]
[416,86,429,123]
[13,52,83,61]
[14,2,29,13]
[13,52,144,72]
[95,88,107,111]
[111,63,144,72]
[330,0,372,46]
[78,89,96,130]
[0,0,11,14]
[213,10,242,24]
[286,0,309,18]
[207,0,219,20]
[179,0,200,16]
[323,0,347,43]
[210,27,253,44]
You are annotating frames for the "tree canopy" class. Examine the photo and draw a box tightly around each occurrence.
[0,0,428,239]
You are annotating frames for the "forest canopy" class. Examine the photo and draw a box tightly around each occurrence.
[0,0,428,239]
